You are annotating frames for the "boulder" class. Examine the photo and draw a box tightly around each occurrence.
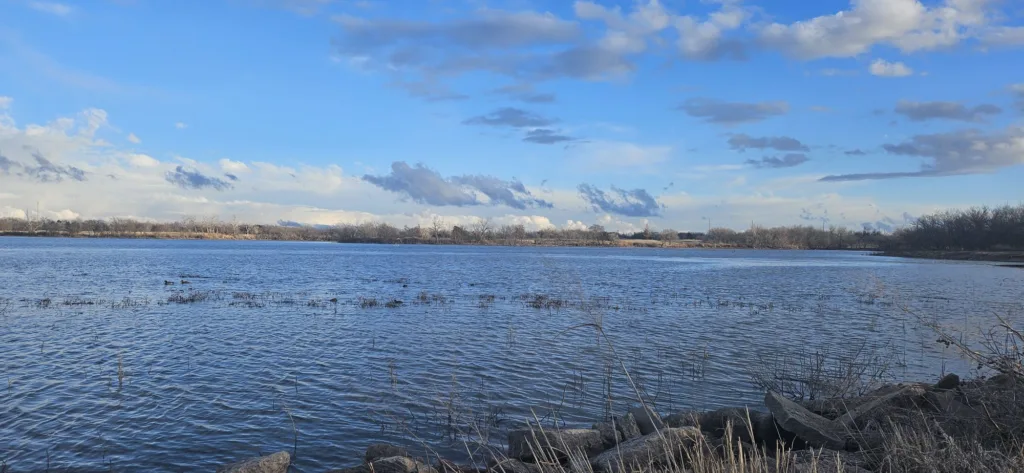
[370,456,437,473]
[662,411,698,428]
[628,406,664,435]
[367,444,410,463]
[934,373,960,390]
[765,392,846,450]
[488,459,540,473]
[590,427,702,473]
[592,421,622,449]
[697,407,772,443]
[216,451,291,473]
[837,384,927,429]
[615,413,642,441]
[789,449,871,473]
[507,429,604,462]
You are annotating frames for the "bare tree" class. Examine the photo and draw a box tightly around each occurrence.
[471,217,493,242]
[430,216,446,244]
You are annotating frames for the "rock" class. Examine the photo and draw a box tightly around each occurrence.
[326,466,370,473]
[837,384,927,429]
[590,427,701,473]
[367,444,410,463]
[507,429,604,462]
[789,449,871,473]
[697,407,766,442]
[628,406,664,435]
[800,398,871,421]
[370,456,437,473]
[216,451,291,473]
[436,460,484,473]
[662,411,698,428]
[615,413,642,441]
[593,421,622,449]
[934,373,960,390]
[765,392,846,451]
[488,459,540,473]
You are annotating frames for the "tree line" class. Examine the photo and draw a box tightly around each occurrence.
[888,204,1024,251]
[2,203,1020,251]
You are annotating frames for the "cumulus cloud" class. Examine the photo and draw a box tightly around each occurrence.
[821,126,1024,181]
[127,133,141,144]
[759,0,988,59]
[577,183,662,217]
[728,134,809,152]
[745,153,810,169]
[0,96,12,109]
[678,98,789,125]
[22,152,87,182]
[219,158,250,174]
[869,59,914,77]
[0,153,20,173]
[362,162,551,209]
[894,100,1002,122]
[165,166,234,191]
[127,153,160,168]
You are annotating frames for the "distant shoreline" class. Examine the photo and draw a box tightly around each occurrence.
[877,249,1024,263]
[0,230,883,251]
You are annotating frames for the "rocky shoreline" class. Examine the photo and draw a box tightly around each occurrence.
[217,373,1019,473]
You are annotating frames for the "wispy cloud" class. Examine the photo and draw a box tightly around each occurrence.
[27,1,72,16]
[678,98,789,125]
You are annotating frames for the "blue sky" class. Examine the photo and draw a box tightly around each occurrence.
[0,0,1022,232]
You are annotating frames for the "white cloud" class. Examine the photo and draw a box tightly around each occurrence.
[27,1,72,16]
[127,153,160,168]
[0,97,994,233]
[127,133,141,144]
[175,122,187,129]
[759,0,988,59]
[869,59,914,77]
[0,96,12,109]
[219,159,250,174]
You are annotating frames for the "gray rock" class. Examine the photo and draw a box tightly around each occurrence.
[370,456,437,473]
[488,459,540,473]
[326,466,370,473]
[934,373,960,390]
[628,406,664,435]
[615,413,641,441]
[765,391,846,450]
[507,428,604,462]
[216,451,291,473]
[789,449,871,473]
[662,411,698,428]
[590,427,701,473]
[367,444,410,463]
[837,384,927,429]
[593,421,622,449]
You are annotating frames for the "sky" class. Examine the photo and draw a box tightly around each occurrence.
[0,0,1022,233]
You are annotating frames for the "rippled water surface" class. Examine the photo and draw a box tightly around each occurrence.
[1,238,1023,472]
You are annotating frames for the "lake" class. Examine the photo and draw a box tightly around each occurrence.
[1,238,1022,472]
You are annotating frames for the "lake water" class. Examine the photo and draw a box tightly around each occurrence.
[1,238,1022,472]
